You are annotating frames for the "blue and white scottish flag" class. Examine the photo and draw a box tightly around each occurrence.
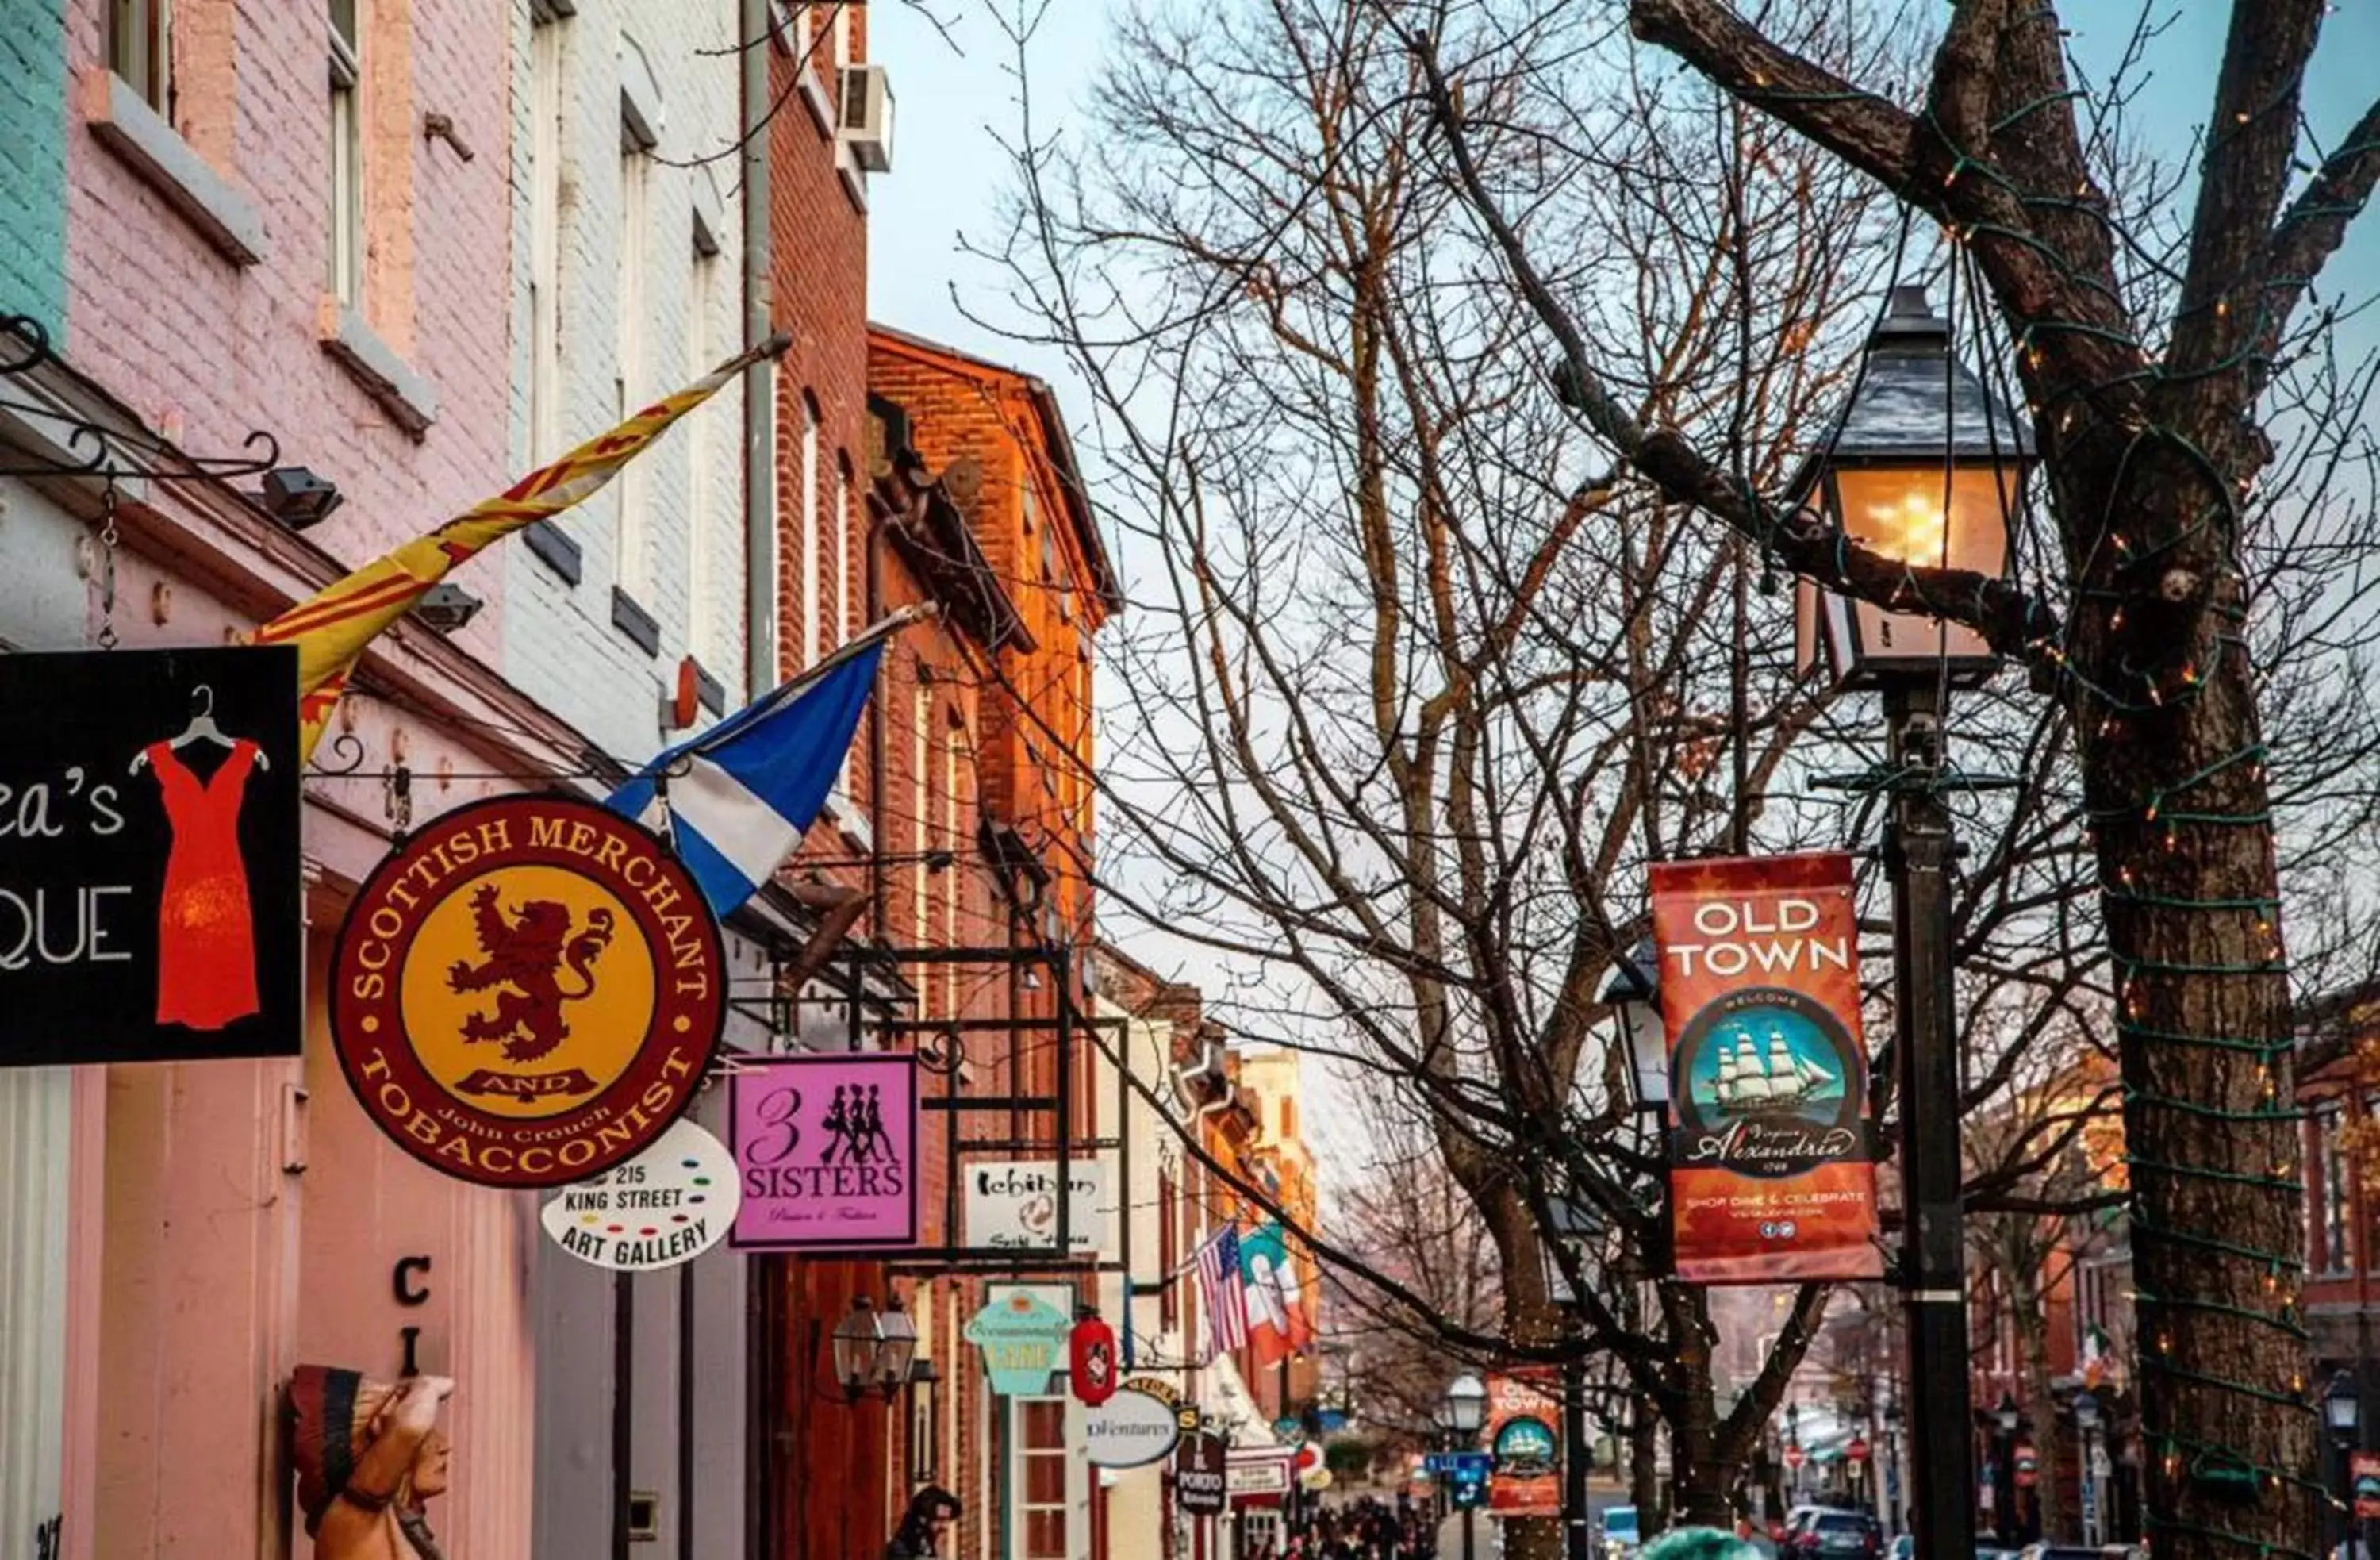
[607,609,924,916]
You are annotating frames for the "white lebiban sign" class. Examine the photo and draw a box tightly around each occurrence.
[1082,1386,1182,1468]
[962,1159,1110,1255]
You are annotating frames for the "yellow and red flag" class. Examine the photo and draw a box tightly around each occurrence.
[257,333,787,763]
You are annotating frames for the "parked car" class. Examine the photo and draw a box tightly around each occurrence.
[1890,1534,1915,1560]
[2016,1545,2107,1560]
[1787,1511,1884,1560]
[1975,1548,2024,1560]
[1600,1506,1641,1560]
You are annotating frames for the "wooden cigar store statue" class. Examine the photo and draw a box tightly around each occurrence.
[287,1368,455,1560]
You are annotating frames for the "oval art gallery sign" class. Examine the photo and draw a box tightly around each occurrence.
[1083,1387,1181,1468]
[331,794,724,1188]
[541,1117,741,1270]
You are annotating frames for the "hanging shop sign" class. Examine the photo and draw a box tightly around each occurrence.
[728,1052,918,1250]
[963,1283,1074,1396]
[1225,1447,1294,1503]
[2352,1451,2380,1520]
[1069,1312,1119,1406]
[1124,1375,1205,1435]
[962,1158,1108,1254]
[2013,1443,2038,1489]
[1649,852,1882,1284]
[1173,1431,1228,1516]
[330,794,724,1188]
[540,1117,740,1270]
[1083,1386,1182,1468]
[0,646,301,1067]
[1485,1373,1561,1518]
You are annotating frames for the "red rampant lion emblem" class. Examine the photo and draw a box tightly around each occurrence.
[446,883,616,1063]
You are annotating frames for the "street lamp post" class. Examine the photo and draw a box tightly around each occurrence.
[1993,1392,2021,1542]
[2327,1370,2361,1556]
[1880,1398,1904,1538]
[1793,284,2035,1560]
[2075,1389,2103,1546]
[1446,1374,1488,1560]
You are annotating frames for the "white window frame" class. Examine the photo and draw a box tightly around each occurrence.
[940,723,959,1010]
[800,396,820,665]
[111,0,173,117]
[833,455,851,648]
[328,0,363,307]
[527,10,565,461]
[616,129,654,597]
[1011,1395,1085,1560]
[911,684,930,954]
[688,236,720,670]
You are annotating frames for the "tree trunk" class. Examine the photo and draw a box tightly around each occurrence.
[2014,1280,2065,1539]
[2075,544,2314,1545]
[1632,1393,1664,1531]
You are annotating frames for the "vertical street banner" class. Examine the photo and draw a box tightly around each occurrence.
[1649,852,1883,1283]
[0,647,301,1066]
[1484,1374,1561,1518]
[729,1052,919,1250]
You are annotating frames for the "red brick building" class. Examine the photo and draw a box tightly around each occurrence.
[861,322,1119,1559]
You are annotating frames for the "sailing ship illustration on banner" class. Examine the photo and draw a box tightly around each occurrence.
[1698,1019,1846,1117]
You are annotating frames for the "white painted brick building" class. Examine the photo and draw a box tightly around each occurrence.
[501,0,751,764]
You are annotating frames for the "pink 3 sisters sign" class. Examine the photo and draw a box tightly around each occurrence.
[729,1053,919,1250]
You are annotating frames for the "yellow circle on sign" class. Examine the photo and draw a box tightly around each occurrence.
[397,866,658,1120]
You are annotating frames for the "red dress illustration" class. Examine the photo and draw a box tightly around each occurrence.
[146,740,262,1029]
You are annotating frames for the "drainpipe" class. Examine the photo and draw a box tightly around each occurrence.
[741,0,776,699]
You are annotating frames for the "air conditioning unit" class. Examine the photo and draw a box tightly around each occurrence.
[838,64,893,174]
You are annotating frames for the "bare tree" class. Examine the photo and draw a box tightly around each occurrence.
[901,0,2380,1549]
[1392,0,2380,1550]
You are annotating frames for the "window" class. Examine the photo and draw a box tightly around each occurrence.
[2323,1105,2352,1274]
[1015,1397,1071,1559]
[616,133,654,597]
[941,724,960,1011]
[527,12,564,459]
[689,236,720,666]
[111,0,173,117]
[834,454,852,646]
[800,395,820,664]
[911,682,929,955]
[327,0,363,305]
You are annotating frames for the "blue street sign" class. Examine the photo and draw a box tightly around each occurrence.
[1450,1479,1490,1509]
[1424,1452,1494,1480]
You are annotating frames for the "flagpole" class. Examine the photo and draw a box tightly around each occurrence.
[695,601,939,751]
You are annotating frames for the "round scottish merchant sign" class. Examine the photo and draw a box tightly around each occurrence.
[330,794,724,1188]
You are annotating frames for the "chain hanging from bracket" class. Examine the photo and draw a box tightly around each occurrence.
[94,478,120,650]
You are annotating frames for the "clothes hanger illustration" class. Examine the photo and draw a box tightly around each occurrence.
[130,686,271,773]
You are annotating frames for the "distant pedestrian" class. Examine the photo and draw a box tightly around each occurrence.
[885,1485,961,1559]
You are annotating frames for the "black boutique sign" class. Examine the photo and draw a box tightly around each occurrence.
[0,646,302,1066]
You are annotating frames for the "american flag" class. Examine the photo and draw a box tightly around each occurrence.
[1197,1226,1250,1361]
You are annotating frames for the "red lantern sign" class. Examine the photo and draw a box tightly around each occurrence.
[1069,1314,1118,1406]
[1846,1436,1871,1464]
[1784,1444,1806,1470]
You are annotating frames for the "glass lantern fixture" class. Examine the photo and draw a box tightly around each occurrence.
[1596,937,1666,1113]
[1790,285,2036,688]
[1444,1373,1488,1436]
[2072,1389,2099,1433]
[831,1294,919,1403]
[831,1295,882,1401]
[2325,1369,2359,1439]
[1994,1391,2021,1435]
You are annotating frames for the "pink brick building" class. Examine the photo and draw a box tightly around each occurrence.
[41,2,549,1555]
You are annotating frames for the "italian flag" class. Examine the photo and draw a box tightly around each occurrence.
[1241,1220,1313,1367]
